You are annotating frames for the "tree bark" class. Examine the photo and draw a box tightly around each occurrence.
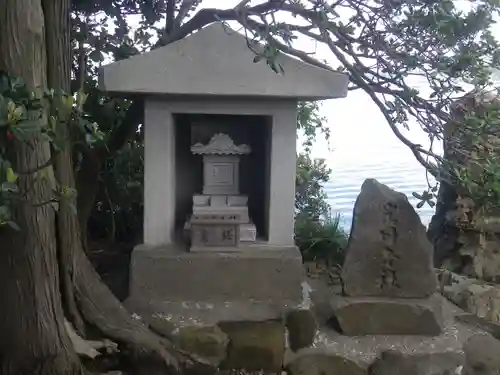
[0,1,83,374]
[76,148,102,250]
[42,0,86,336]
[42,1,192,373]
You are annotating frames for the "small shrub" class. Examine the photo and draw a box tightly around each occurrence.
[295,212,348,267]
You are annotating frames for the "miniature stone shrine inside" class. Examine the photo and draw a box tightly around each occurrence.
[185,133,257,250]
[99,22,348,320]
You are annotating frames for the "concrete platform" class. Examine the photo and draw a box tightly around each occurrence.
[126,243,305,320]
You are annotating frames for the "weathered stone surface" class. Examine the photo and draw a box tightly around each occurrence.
[463,334,500,375]
[286,350,368,375]
[331,295,444,336]
[428,92,500,282]
[218,320,285,372]
[148,315,176,339]
[456,313,500,341]
[441,273,500,325]
[285,309,317,352]
[342,179,437,298]
[369,350,464,375]
[176,326,229,366]
[148,317,229,366]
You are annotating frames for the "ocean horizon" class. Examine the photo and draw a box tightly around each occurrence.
[310,88,441,234]
[323,157,436,233]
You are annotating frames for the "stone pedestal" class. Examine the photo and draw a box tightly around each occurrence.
[331,295,444,336]
[336,179,443,336]
[126,243,305,321]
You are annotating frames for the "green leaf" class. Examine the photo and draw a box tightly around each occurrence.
[412,192,423,199]
[5,167,17,183]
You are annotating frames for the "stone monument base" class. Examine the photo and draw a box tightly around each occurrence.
[331,294,445,336]
[125,243,305,321]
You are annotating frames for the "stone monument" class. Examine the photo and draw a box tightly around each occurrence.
[333,179,443,335]
[185,133,257,250]
[98,22,348,321]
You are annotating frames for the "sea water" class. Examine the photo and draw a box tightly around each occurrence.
[325,158,436,232]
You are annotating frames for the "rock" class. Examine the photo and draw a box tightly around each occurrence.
[149,317,229,366]
[331,295,444,336]
[472,234,500,282]
[175,325,229,366]
[218,320,285,372]
[456,313,500,341]
[148,315,176,339]
[463,334,500,374]
[444,281,500,325]
[369,350,464,375]
[286,350,368,375]
[285,309,317,352]
[342,179,437,298]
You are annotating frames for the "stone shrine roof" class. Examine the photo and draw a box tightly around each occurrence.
[98,22,348,100]
[191,133,251,155]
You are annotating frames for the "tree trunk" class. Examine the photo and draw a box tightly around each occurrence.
[76,148,102,250]
[42,0,86,335]
[42,1,194,374]
[0,1,83,374]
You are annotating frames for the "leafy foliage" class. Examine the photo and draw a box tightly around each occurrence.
[295,213,348,266]
[295,103,348,266]
[88,138,144,243]
[295,153,331,220]
[0,71,103,229]
[443,91,500,214]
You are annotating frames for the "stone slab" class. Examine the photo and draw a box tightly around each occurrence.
[99,22,349,100]
[219,320,285,372]
[239,223,257,242]
[227,195,248,206]
[130,300,298,326]
[127,243,304,317]
[191,206,249,222]
[209,195,227,207]
[369,350,464,375]
[463,334,500,375]
[286,349,368,375]
[190,223,240,248]
[342,179,437,298]
[330,294,445,336]
[292,291,485,366]
[193,195,210,206]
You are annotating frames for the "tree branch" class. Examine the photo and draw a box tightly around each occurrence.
[175,0,199,28]
[105,98,143,156]
[165,0,175,36]
[161,0,285,45]
[298,25,439,173]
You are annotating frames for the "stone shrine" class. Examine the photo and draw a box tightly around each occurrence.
[98,22,348,320]
[185,133,257,250]
[333,179,443,335]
